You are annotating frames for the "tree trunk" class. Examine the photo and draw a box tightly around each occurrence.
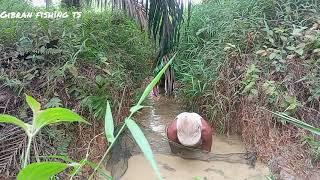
[61,0,81,8]
[163,55,175,96]
[45,0,52,8]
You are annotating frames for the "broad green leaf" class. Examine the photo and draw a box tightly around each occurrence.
[196,27,208,36]
[136,54,175,106]
[25,95,41,114]
[292,28,302,36]
[17,162,69,180]
[280,36,287,42]
[223,46,231,51]
[268,36,275,44]
[125,118,162,180]
[313,49,320,53]
[193,177,204,180]
[130,105,145,114]
[250,89,258,96]
[266,175,275,180]
[105,101,115,143]
[34,108,89,129]
[286,46,296,51]
[0,115,30,133]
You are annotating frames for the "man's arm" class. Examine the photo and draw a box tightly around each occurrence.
[201,118,213,152]
[167,119,180,153]
[167,119,179,142]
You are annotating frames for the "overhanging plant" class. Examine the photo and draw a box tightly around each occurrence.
[89,54,176,180]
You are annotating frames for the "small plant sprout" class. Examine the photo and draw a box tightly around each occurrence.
[0,94,89,170]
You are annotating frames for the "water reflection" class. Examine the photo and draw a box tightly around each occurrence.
[137,95,183,137]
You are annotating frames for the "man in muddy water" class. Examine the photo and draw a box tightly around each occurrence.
[166,112,213,153]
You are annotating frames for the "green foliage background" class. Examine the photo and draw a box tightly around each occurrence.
[0,0,154,176]
[174,0,320,178]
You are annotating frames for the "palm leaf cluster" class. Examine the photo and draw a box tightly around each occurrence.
[84,0,190,62]
[0,125,26,176]
[60,0,191,94]
[148,0,188,60]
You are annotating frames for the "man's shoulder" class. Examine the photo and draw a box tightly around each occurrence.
[167,119,179,141]
[201,119,213,133]
[168,119,177,131]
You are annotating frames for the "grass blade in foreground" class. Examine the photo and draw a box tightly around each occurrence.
[17,162,69,180]
[271,111,320,135]
[129,105,145,114]
[105,101,115,143]
[131,54,176,113]
[125,118,162,180]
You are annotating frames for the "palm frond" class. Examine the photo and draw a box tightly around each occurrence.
[84,0,191,59]
[117,0,148,29]
[148,0,190,61]
[83,0,191,95]
[0,125,27,176]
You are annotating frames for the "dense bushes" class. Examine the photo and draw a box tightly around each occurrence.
[176,0,320,178]
[0,4,153,116]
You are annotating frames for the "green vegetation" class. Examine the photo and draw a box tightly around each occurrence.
[90,58,173,179]
[271,111,320,136]
[1,0,320,179]
[175,0,272,131]
[175,0,320,178]
[0,95,87,169]
[272,111,320,163]
[0,0,180,177]
[0,0,156,177]
[12,57,172,180]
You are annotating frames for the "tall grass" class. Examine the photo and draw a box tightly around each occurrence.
[175,0,272,127]
[175,0,320,177]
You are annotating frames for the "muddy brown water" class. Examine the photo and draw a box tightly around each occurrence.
[116,96,270,180]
